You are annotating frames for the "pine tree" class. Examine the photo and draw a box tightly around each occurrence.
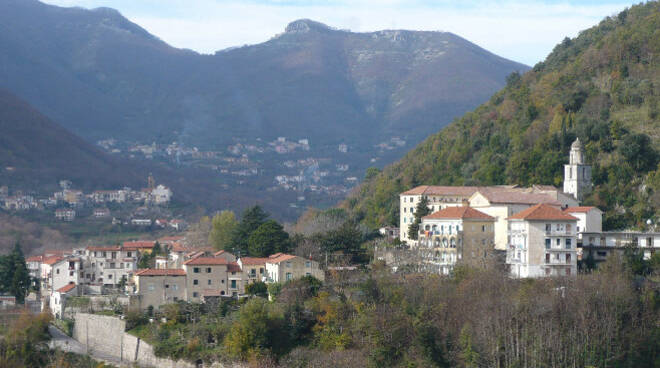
[9,243,30,304]
[407,197,431,241]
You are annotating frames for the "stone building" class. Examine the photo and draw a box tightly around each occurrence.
[182,257,230,301]
[133,269,186,310]
[265,253,325,283]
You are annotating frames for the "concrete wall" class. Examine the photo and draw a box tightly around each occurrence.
[72,313,233,368]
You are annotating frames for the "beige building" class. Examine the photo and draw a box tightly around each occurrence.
[237,257,268,285]
[182,257,230,301]
[133,269,186,310]
[562,206,602,235]
[418,206,496,274]
[265,253,325,283]
[507,204,578,278]
[468,189,562,251]
[399,185,577,244]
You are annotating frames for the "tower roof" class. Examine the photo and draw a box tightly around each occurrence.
[571,138,582,150]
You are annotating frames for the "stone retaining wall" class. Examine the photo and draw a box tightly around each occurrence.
[72,313,230,368]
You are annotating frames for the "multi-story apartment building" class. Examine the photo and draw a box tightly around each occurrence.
[418,206,496,275]
[562,206,602,235]
[265,254,325,283]
[182,258,230,301]
[507,204,578,278]
[84,246,137,287]
[50,257,84,293]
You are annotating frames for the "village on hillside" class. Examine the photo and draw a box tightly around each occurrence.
[3,138,657,320]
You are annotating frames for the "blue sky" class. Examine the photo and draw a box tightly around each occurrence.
[41,0,638,65]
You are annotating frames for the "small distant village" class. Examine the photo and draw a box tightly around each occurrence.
[96,135,407,204]
[0,175,184,230]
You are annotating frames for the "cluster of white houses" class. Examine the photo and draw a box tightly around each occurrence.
[394,139,660,278]
[26,237,324,318]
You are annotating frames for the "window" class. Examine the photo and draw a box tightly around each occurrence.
[172,285,178,290]
[403,207,407,213]
[193,292,198,298]
[148,283,155,291]
[286,262,292,268]
[404,218,406,224]
[305,261,311,268]
[111,252,117,259]
[56,269,60,274]
[194,267,200,273]
[108,274,113,279]
[566,224,572,233]
[102,252,106,257]
[231,280,237,289]
[206,267,212,273]
[597,251,607,257]
[193,279,199,285]
[208,279,212,285]
[69,271,74,276]
[221,291,225,295]
[127,252,132,257]
[165,284,170,289]
[221,279,225,284]
[556,239,561,246]
[173,297,178,301]
[250,269,256,277]
[545,239,551,249]
[286,273,293,281]
[566,254,571,263]
[565,239,572,249]
[545,224,551,232]
[110,263,115,269]
[260,268,264,274]
[481,225,485,232]
[545,254,550,263]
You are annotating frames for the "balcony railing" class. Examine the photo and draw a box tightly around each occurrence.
[545,230,574,236]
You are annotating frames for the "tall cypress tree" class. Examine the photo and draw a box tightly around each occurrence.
[407,197,431,241]
[9,243,30,303]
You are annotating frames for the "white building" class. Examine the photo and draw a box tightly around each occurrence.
[49,283,77,318]
[562,206,602,235]
[581,231,660,263]
[563,138,592,202]
[265,253,324,283]
[83,246,137,288]
[55,208,76,221]
[50,258,84,294]
[149,185,172,205]
[507,204,578,278]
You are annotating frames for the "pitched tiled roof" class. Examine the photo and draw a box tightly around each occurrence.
[87,245,122,252]
[240,257,269,265]
[184,257,229,265]
[508,204,579,221]
[26,255,43,262]
[474,189,561,205]
[56,283,76,293]
[214,250,235,257]
[227,262,242,273]
[267,254,297,264]
[401,185,481,196]
[423,206,495,220]
[135,269,186,276]
[158,236,184,243]
[42,256,64,265]
[123,241,156,249]
[563,206,600,213]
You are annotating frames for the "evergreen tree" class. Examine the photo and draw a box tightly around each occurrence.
[407,197,431,241]
[8,243,29,303]
[231,205,269,256]
[248,220,290,257]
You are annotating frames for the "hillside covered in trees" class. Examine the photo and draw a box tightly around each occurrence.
[346,2,660,231]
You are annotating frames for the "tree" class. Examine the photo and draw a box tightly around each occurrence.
[245,281,268,297]
[231,206,270,256]
[209,210,238,251]
[248,220,290,257]
[0,243,30,303]
[407,197,431,241]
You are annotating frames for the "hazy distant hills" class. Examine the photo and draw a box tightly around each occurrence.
[0,0,528,155]
[0,89,144,192]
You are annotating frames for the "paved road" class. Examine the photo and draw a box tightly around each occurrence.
[48,325,123,366]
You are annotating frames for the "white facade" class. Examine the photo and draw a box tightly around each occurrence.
[149,185,172,204]
[50,258,84,293]
[563,138,592,202]
[83,247,137,287]
[508,217,578,278]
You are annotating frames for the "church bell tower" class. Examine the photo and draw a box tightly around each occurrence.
[563,138,592,202]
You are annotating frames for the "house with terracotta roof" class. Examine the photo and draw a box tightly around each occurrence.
[214,250,237,263]
[468,189,563,251]
[49,283,77,318]
[39,256,64,294]
[506,204,578,278]
[265,253,324,283]
[182,257,231,301]
[399,185,578,245]
[237,257,269,285]
[50,258,84,294]
[123,241,156,254]
[133,269,186,310]
[418,206,496,274]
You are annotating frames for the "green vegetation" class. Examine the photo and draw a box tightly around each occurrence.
[407,196,431,241]
[0,243,31,303]
[347,2,660,231]
[123,256,659,367]
[209,210,238,251]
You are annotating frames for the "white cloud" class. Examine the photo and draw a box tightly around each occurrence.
[40,0,633,65]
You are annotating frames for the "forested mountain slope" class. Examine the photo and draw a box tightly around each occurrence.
[346,2,660,231]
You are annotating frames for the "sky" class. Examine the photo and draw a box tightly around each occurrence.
[40,0,638,66]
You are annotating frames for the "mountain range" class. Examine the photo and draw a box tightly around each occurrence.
[346,2,660,231]
[0,0,527,166]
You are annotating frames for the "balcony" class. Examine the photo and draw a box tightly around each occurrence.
[545,230,574,236]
